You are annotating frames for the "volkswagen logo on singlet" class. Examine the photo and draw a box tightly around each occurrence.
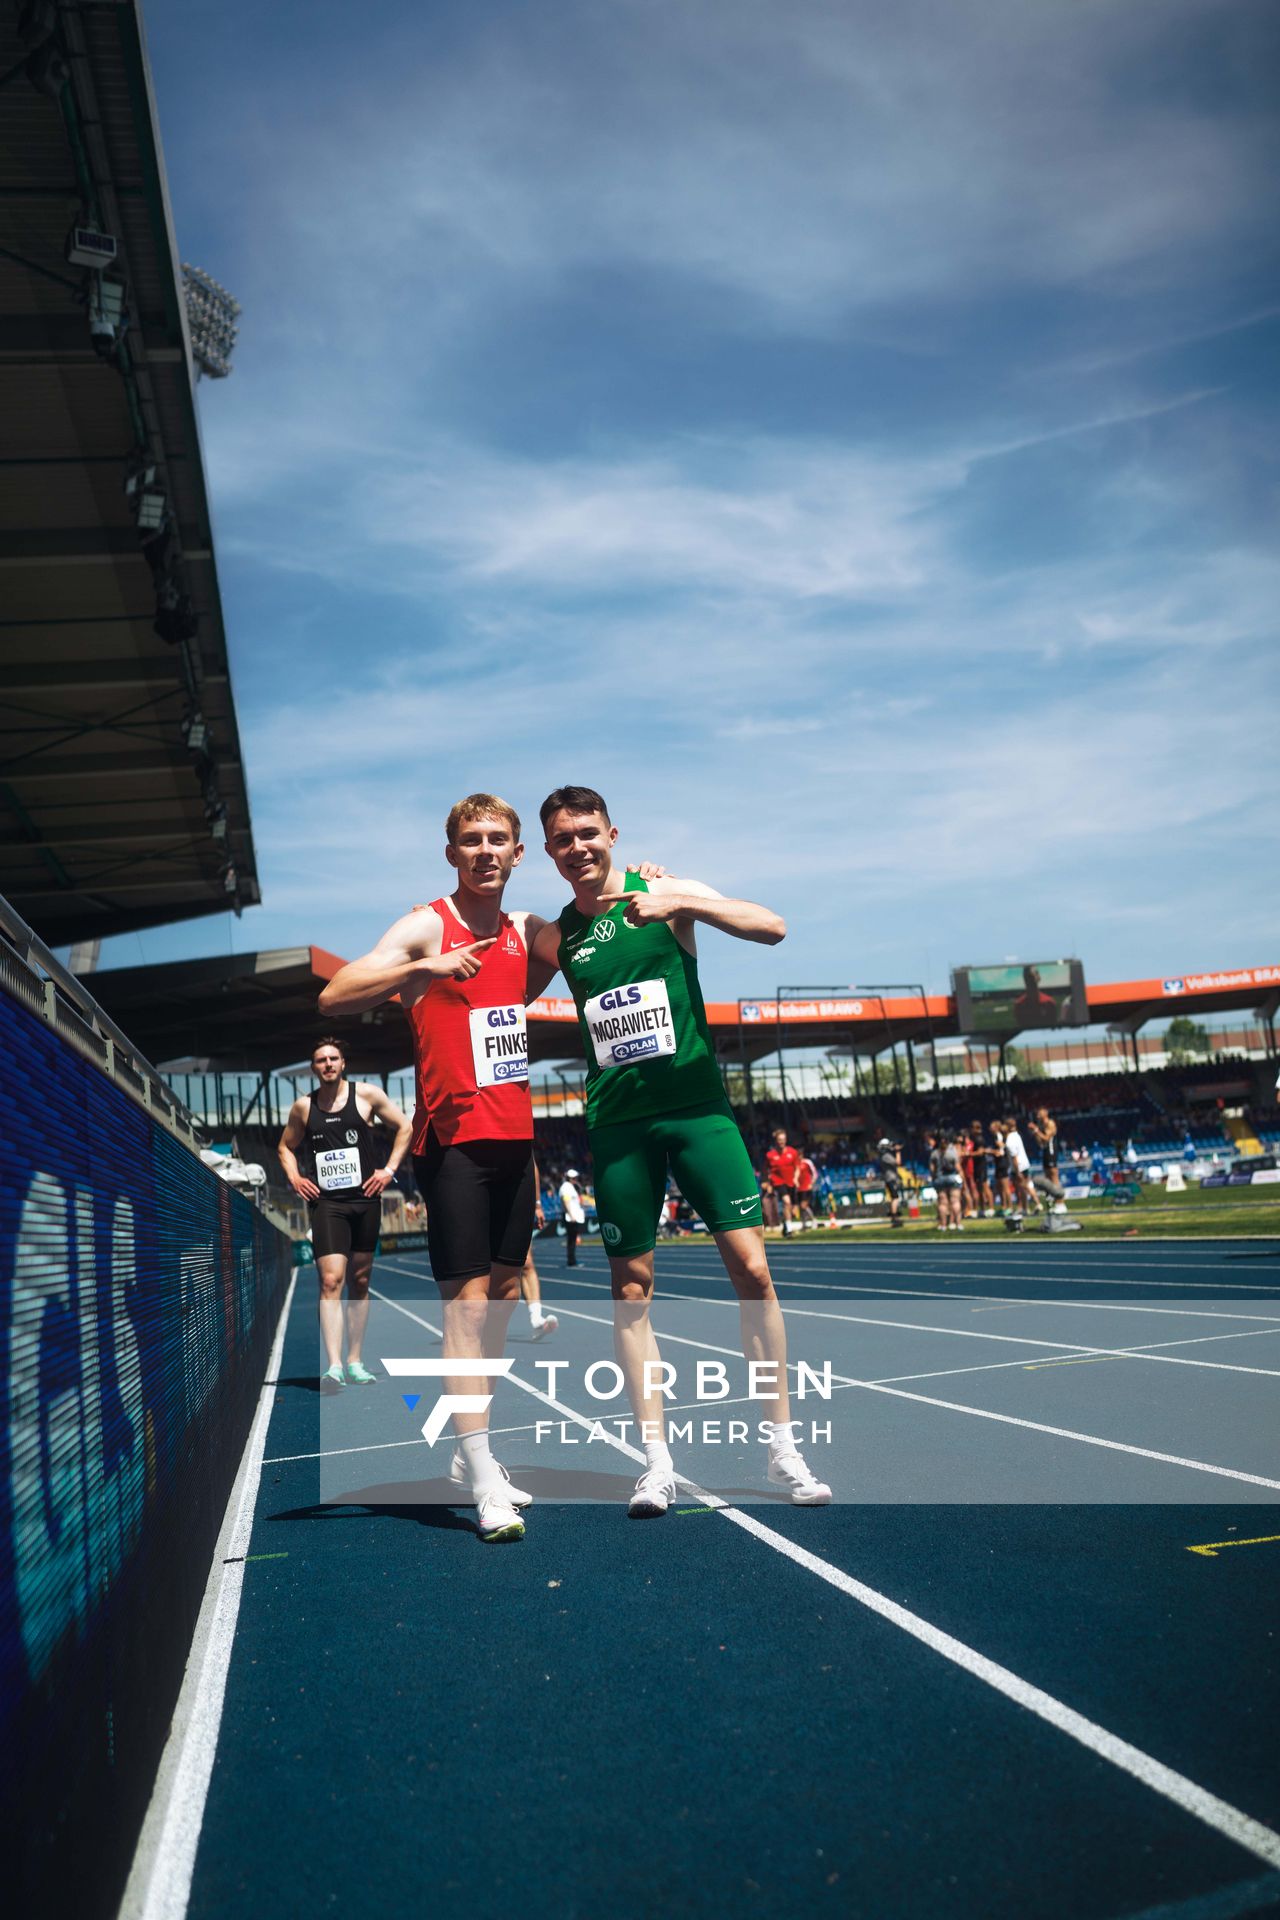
[345,1129,358,1144]
[592,918,616,942]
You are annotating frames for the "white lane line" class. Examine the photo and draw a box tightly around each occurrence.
[375,1283,1280,1871]
[646,1235,1280,1262]
[649,1260,1280,1324]
[525,1280,1280,1388]
[120,1274,298,1920]
[753,1256,1280,1294]
[744,1274,1280,1320]
[530,1298,1280,1491]
[719,1506,1280,1872]
[865,1335,1280,1389]
[539,1272,1280,1376]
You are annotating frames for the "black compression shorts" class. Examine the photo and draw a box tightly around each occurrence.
[413,1134,536,1287]
[309,1194,381,1259]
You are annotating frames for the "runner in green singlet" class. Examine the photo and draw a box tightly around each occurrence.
[528,783,831,1516]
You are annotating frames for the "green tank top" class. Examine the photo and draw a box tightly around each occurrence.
[558,873,725,1128]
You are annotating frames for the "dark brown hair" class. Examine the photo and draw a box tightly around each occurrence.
[539,785,610,830]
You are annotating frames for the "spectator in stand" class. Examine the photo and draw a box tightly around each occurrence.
[764,1127,802,1237]
[795,1151,817,1226]
[876,1137,906,1228]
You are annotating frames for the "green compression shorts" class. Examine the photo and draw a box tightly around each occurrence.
[589,1097,764,1257]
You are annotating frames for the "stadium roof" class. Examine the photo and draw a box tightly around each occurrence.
[0,0,259,947]
[83,948,1280,1075]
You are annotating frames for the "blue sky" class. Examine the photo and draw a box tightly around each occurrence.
[104,0,1279,1002]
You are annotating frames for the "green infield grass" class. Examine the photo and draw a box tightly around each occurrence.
[744,1180,1280,1242]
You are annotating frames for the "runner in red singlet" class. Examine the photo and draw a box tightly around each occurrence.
[320,793,546,1543]
[764,1128,801,1236]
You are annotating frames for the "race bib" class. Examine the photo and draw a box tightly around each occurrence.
[469,1003,529,1087]
[584,979,676,1069]
[316,1146,363,1192]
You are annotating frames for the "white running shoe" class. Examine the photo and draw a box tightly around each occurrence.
[449,1450,534,1508]
[531,1314,559,1341]
[475,1491,525,1543]
[628,1464,677,1517]
[767,1451,832,1505]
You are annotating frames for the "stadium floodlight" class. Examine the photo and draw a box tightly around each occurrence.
[66,226,117,270]
[181,263,241,379]
[182,711,209,753]
[124,459,166,533]
[88,274,126,358]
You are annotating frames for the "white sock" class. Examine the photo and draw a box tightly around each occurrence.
[458,1429,500,1494]
[528,1301,545,1327]
[644,1437,673,1473]
[768,1420,800,1460]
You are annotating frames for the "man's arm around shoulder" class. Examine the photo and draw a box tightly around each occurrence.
[526,917,564,1001]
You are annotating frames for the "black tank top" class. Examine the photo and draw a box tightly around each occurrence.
[302,1082,381,1197]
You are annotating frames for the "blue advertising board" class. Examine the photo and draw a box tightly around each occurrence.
[0,986,291,1915]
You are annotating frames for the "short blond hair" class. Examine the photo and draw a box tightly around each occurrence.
[445,792,522,845]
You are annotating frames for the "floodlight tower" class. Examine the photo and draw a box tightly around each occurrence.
[182,263,241,379]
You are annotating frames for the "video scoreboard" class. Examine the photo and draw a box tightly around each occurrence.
[952,959,1087,1034]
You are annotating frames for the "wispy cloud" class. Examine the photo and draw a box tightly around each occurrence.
[107,0,1280,995]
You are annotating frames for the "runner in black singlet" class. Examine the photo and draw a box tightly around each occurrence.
[278,1037,411,1390]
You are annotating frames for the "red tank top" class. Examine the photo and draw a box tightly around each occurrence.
[407,897,533,1149]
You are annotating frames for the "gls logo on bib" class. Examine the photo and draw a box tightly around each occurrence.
[469,1004,528,1086]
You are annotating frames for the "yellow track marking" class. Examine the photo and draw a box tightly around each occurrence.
[1185,1534,1280,1559]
